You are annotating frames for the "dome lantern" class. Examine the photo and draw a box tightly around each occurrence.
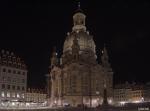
[72,3,86,32]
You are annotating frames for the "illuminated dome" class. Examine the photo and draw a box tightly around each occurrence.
[63,9,96,57]
[50,4,113,107]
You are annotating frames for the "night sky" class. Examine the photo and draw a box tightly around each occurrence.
[0,0,150,88]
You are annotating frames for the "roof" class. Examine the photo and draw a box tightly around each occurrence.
[0,50,27,69]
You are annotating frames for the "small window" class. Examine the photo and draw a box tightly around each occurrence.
[18,71,21,74]
[81,21,84,24]
[22,79,25,83]
[22,87,25,91]
[12,79,16,83]
[3,68,6,72]
[17,86,20,90]
[7,85,10,90]
[7,77,11,82]
[2,84,5,89]
[12,85,15,90]
[8,69,11,73]
[13,70,16,74]
[22,72,25,75]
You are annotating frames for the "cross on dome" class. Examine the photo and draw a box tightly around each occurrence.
[78,2,81,9]
[72,1,86,32]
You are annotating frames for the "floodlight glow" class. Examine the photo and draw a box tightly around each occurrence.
[120,101,126,105]
[108,99,112,104]
[12,102,15,106]
[132,100,141,103]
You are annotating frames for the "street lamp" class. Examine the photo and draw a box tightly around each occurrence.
[45,73,51,106]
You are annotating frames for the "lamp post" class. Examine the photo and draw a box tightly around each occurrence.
[81,69,84,108]
[89,65,92,108]
[45,73,51,106]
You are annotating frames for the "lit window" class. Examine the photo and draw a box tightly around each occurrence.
[22,93,25,98]
[12,102,15,106]
[17,93,20,98]
[1,92,5,97]
[7,92,10,97]
[12,92,15,97]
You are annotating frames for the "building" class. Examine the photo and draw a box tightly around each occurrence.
[113,82,150,106]
[49,6,113,107]
[114,82,131,105]
[0,50,27,106]
[25,88,47,107]
[144,82,150,102]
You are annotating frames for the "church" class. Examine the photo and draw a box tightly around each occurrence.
[49,5,113,107]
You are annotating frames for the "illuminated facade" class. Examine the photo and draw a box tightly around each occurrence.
[113,82,150,106]
[144,82,150,102]
[25,88,47,104]
[0,50,27,105]
[49,7,113,107]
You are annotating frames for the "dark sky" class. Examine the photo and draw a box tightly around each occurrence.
[0,0,150,88]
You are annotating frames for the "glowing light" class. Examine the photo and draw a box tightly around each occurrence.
[132,100,141,103]
[96,91,99,94]
[26,103,30,106]
[92,99,99,107]
[141,97,144,101]
[54,100,57,104]
[7,92,10,97]
[17,93,20,98]
[1,92,5,97]
[120,101,126,105]
[12,102,15,106]
[13,99,18,101]
[108,99,112,104]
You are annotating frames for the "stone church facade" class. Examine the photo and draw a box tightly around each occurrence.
[49,7,113,107]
